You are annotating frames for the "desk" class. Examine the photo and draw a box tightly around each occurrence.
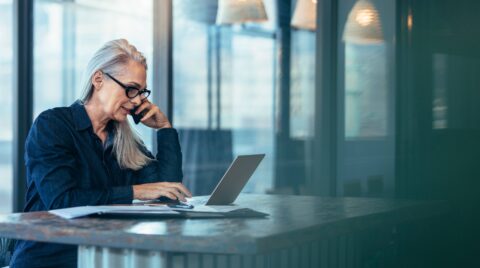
[0,194,447,268]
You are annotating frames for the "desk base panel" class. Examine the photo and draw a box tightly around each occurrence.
[78,230,396,268]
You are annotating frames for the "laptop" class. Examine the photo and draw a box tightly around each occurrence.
[186,154,265,206]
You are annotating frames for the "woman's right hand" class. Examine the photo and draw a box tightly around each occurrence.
[132,182,192,202]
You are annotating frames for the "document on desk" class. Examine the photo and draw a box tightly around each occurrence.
[49,205,178,219]
[50,205,268,219]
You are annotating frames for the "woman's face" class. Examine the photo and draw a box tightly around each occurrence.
[94,61,147,122]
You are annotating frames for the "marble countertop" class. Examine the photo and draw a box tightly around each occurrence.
[0,194,448,254]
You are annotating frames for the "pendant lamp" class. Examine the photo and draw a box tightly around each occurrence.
[291,0,317,31]
[342,0,384,44]
[216,0,268,25]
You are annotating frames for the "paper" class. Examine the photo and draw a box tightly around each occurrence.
[49,204,256,219]
[49,205,176,219]
[49,206,104,219]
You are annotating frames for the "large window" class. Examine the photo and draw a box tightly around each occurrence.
[3,0,401,210]
[173,17,276,194]
[344,43,387,138]
[173,0,318,195]
[290,30,316,140]
[337,0,396,197]
[0,0,13,213]
[33,0,154,149]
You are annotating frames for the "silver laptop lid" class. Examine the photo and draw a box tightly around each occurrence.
[205,154,265,205]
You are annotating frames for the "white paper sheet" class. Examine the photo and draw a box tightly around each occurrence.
[49,205,176,219]
[50,204,253,219]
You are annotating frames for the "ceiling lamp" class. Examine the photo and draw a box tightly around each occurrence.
[291,0,317,31]
[342,0,384,44]
[216,0,268,25]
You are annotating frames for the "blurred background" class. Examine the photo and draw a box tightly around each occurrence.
[1,0,479,266]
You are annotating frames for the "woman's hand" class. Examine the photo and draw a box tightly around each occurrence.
[134,99,172,129]
[132,182,192,201]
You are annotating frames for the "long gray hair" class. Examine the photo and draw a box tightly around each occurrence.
[80,39,152,170]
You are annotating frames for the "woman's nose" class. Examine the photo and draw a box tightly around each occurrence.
[130,95,142,106]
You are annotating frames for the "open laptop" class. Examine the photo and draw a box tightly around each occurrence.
[186,154,265,206]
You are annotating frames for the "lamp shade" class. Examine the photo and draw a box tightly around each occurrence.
[216,0,268,25]
[342,0,384,44]
[291,0,317,31]
[178,0,219,25]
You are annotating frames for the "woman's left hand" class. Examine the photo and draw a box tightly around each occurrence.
[135,100,172,129]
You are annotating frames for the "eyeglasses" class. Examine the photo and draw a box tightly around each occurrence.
[104,72,151,100]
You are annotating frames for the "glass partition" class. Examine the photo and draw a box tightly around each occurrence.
[337,0,396,197]
[172,13,276,194]
[0,0,13,213]
[173,0,318,195]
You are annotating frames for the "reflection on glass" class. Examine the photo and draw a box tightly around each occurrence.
[344,43,387,138]
[407,7,413,31]
[433,54,448,129]
[34,0,154,149]
[338,0,395,198]
[290,0,317,141]
[290,30,315,139]
[0,0,13,213]
[431,54,480,130]
[343,0,383,44]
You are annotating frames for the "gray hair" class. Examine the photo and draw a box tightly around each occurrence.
[80,39,152,170]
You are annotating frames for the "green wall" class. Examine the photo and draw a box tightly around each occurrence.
[396,0,480,266]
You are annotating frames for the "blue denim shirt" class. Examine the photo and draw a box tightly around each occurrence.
[11,101,183,268]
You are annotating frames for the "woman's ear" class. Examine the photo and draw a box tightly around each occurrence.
[91,71,104,90]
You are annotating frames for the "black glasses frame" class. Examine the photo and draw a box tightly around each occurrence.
[104,72,151,100]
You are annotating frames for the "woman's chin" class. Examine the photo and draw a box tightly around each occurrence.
[113,114,128,123]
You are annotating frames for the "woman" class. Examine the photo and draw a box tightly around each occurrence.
[10,39,191,268]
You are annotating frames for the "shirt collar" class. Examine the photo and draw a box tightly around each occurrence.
[71,100,93,131]
[104,121,116,149]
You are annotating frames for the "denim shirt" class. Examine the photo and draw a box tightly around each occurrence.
[11,101,183,268]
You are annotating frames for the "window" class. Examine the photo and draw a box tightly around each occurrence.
[290,30,316,140]
[344,43,387,138]
[173,0,318,195]
[173,1,280,195]
[0,0,13,213]
[337,0,396,197]
[33,0,154,149]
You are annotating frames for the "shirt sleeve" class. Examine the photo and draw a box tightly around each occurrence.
[25,112,133,210]
[134,128,183,184]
